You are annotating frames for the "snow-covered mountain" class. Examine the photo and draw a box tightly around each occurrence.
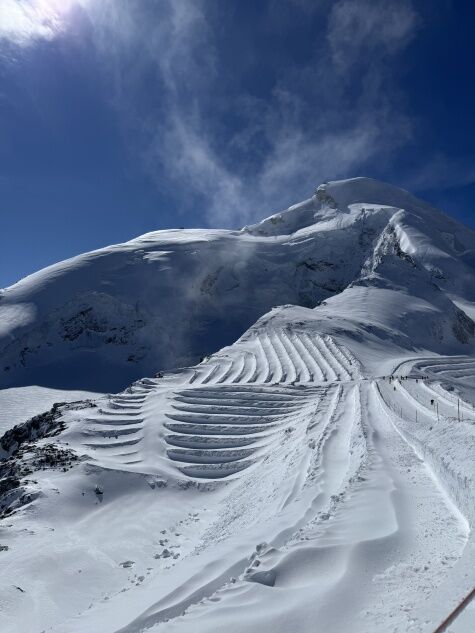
[1,177,474,392]
[1,178,474,633]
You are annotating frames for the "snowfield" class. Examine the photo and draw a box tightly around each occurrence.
[0,178,474,632]
[0,386,102,437]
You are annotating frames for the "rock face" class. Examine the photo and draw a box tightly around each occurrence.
[1,177,474,391]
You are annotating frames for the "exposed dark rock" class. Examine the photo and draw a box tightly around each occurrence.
[0,400,94,518]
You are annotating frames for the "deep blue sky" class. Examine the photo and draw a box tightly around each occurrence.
[1,0,474,288]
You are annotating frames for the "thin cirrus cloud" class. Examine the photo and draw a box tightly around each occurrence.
[0,0,422,227]
[327,0,419,71]
[81,0,419,226]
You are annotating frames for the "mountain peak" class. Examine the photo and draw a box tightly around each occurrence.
[1,177,474,392]
[315,177,432,214]
[243,177,435,237]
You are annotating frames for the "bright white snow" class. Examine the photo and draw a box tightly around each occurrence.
[0,386,102,436]
[0,178,474,633]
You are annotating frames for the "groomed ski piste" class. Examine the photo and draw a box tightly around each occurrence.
[0,178,474,632]
[1,321,474,633]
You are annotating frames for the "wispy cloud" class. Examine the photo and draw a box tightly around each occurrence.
[85,0,420,225]
[403,153,475,192]
[327,0,419,72]
[1,0,422,227]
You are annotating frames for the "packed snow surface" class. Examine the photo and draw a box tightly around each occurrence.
[0,178,474,632]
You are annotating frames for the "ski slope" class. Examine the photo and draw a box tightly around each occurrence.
[1,178,474,632]
[1,326,474,633]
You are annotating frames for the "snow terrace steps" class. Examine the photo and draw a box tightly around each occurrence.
[164,384,321,479]
[411,356,475,380]
[161,331,360,480]
[75,333,359,480]
[187,330,360,386]
[79,378,157,466]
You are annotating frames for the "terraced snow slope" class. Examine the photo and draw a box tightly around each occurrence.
[1,178,475,633]
[1,323,474,633]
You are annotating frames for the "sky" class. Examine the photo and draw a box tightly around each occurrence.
[0,0,474,288]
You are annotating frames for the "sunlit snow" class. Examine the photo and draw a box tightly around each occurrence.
[0,178,474,633]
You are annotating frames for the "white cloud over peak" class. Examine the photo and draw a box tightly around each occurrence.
[1,0,423,227]
[77,1,419,226]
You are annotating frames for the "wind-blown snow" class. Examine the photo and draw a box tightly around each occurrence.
[0,178,474,633]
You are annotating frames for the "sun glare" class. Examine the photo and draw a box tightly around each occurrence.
[0,0,90,46]
[35,0,78,23]
[37,0,74,12]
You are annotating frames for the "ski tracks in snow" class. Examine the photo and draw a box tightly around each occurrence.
[143,379,469,633]
[49,343,474,633]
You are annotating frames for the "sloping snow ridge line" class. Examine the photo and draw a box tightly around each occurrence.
[0,178,474,633]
